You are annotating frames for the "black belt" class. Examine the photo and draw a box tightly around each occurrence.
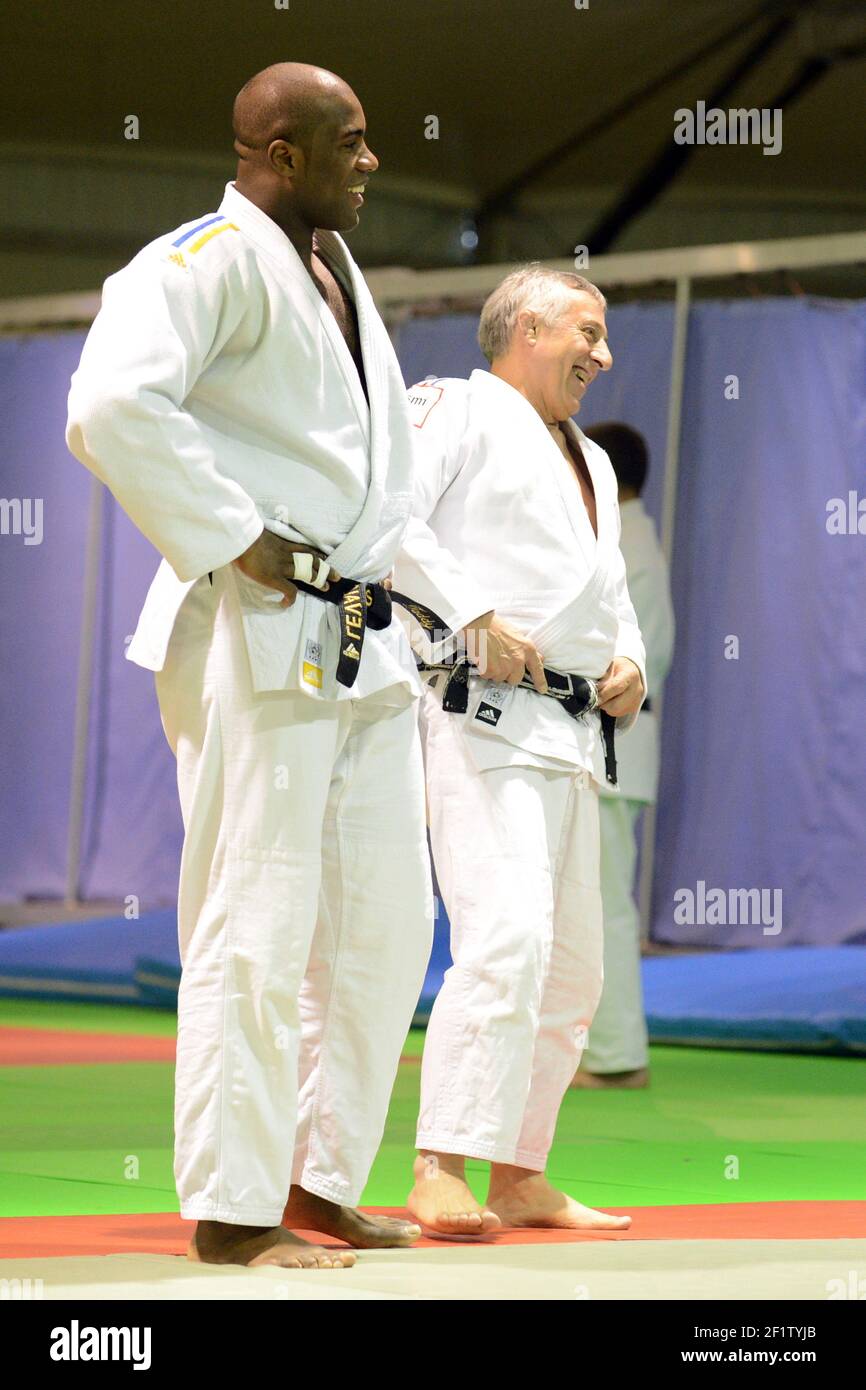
[287,575,445,691]
[211,569,617,783]
[422,656,618,787]
[209,569,428,688]
[293,576,391,686]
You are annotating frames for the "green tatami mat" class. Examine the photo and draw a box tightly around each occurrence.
[1,1035,863,1218]
[360,1045,866,1208]
[0,1063,176,1216]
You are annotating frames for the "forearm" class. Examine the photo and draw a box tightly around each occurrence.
[67,384,263,583]
[395,517,496,641]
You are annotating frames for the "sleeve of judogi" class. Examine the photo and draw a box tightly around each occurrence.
[610,504,648,734]
[395,380,496,639]
[66,247,264,583]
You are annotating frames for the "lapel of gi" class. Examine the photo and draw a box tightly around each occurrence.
[563,419,614,561]
[313,229,392,578]
[483,372,604,559]
[313,229,381,466]
[218,185,371,450]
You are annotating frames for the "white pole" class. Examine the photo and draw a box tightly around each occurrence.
[637,273,691,944]
[64,475,104,906]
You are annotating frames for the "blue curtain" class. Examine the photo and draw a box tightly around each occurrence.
[2,298,865,946]
[653,299,866,946]
[0,335,93,898]
[0,331,181,905]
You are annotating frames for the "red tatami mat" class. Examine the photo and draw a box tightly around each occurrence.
[1,1202,864,1258]
[0,1026,424,1067]
[0,1027,176,1066]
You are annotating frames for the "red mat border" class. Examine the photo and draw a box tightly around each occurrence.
[0,1026,176,1065]
[1,1202,864,1257]
[0,1026,423,1067]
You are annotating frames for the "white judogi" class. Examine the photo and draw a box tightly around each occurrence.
[394,370,646,1166]
[66,182,433,1222]
[582,497,675,1073]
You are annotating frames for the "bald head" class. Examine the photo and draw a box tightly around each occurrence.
[230,62,378,241]
[233,63,353,161]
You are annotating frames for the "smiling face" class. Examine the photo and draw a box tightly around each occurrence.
[289,94,378,232]
[521,291,613,421]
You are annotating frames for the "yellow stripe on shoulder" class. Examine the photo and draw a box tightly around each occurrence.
[188,221,240,255]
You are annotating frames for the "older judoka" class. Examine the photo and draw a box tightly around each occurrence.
[66,64,434,1270]
[571,423,675,1088]
[394,266,646,1233]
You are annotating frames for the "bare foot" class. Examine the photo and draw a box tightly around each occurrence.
[188,1219,356,1268]
[486,1167,631,1231]
[282,1186,422,1248]
[406,1152,502,1236]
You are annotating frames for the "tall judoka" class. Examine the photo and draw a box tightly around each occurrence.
[66,64,434,1269]
[571,423,675,1088]
[394,266,647,1232]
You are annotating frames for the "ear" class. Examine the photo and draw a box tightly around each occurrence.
[268,139,302,181]
[517,310,538,344]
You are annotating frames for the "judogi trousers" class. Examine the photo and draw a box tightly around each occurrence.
[154,570,433,1225]
[417,689,604,1169]
[580,797,649,1073]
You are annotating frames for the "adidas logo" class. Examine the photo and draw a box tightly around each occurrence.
[343,642,360,660]
[476,708,498,722]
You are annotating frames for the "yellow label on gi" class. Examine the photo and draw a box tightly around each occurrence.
[302,662,323,689]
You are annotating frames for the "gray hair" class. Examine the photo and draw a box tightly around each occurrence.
[477,264,606,364]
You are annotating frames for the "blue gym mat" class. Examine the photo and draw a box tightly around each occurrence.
[642,947,866,1054]
[0,909,178,1006]
[0,905,452,1024]
[1,909,864,1053]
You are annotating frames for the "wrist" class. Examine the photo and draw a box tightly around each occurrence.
[461,609,495,636]
[234,533,263,566]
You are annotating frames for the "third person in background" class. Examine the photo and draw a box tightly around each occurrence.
[571,423,675,1089]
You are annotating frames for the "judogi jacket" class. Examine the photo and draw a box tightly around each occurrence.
[600,498,675,802]
[66,181,422,704]
[393,370,647,785]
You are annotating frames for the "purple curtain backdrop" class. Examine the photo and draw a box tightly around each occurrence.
[2,299,865,949]
[0,333,101,899]
[652,299,866,946]
[0,330,182,906]
[76,496,184,906]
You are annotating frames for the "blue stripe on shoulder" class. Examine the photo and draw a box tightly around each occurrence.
[172,214,225,248]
